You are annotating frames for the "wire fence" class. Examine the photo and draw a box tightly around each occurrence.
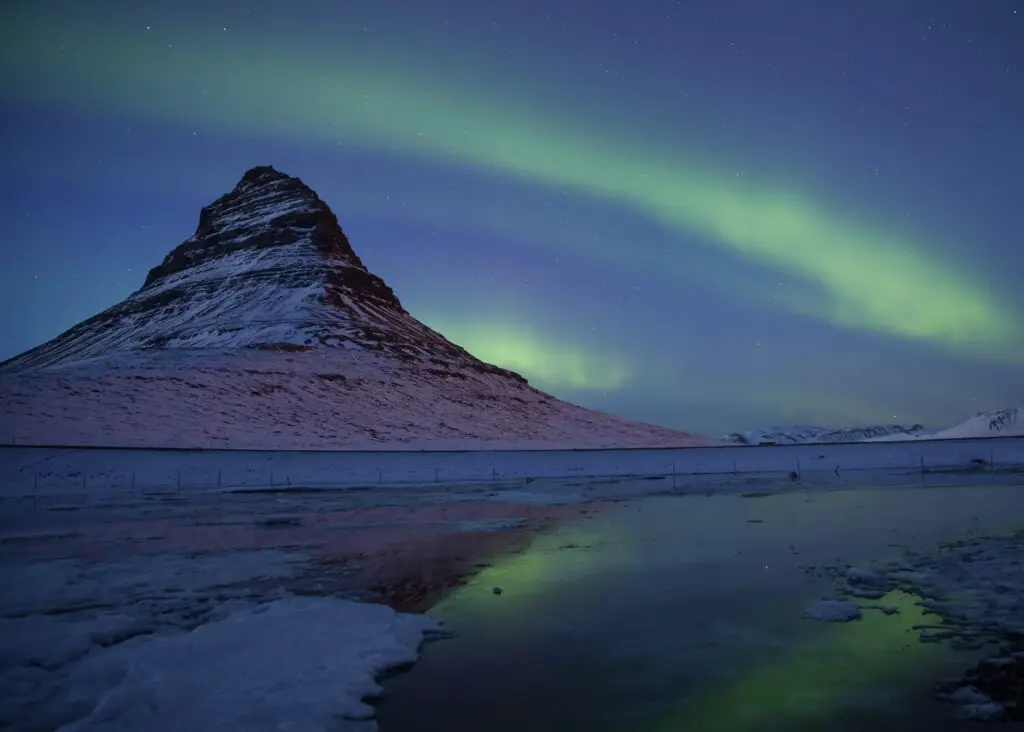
[6,448,1023,499]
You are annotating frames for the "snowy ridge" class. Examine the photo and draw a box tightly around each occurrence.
[0,166,708,449]
[722,424,930,445]
[869,408,1023,442]
[0,549,442,732]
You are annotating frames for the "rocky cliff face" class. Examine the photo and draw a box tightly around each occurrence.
[0,166,707,449]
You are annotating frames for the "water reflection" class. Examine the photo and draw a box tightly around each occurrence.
[649,590,956,732]
[379,484,1024,731]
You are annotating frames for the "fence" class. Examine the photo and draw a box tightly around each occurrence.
[2,437,1023,497]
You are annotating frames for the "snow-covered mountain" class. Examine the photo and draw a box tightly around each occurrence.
[868,408,1023,442]
[725,408,1024,445]
[722,424,932,445]
[0,166,709,450]
[724,423,933,446]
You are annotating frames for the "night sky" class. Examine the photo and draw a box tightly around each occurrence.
[1,0,1021,435]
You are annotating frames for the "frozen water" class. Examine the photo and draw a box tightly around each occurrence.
[945,687,1005,721]
[0,549,308,617]
[822,529,1024,720]
[3,460,1023,731]
[0,548,439,731]
[802,599,863,622]
[58,597,439,732]
[378,482,1024,732]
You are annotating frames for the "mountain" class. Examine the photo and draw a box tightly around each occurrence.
[721,424,931,445]
[724,407,1024,446]
[0,166,709,450]
[868,408,1023,442]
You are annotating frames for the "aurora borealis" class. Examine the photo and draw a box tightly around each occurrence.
[1,0,1021,433]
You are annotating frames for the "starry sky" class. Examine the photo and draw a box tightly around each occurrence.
[1,0,1022,436]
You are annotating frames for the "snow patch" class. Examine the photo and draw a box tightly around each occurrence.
[817,530,1024,720]
[57,597,440,732]
[801,598,862,622]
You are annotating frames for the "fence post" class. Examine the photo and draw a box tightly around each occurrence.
[131,473,136,490]
[435,468,439,483]
[33,471,38,490]
[378,468,383,484]
[217,469,222,487]
[82,472,87,490]
[270,470,274,486]
[796,457,802,475]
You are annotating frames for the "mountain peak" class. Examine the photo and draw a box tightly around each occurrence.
[143,166,369,289]
[1,167,467,369]
[240,164,291,184]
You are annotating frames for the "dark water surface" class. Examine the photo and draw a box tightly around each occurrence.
[377,483,1024,732]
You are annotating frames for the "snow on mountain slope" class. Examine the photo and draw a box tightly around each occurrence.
[722,424,931,445]
[1,166,474,368]
[869,408,1023,442]
[0,348,710,449]
[0,166,708,450]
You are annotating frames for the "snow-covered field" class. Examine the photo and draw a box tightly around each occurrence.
[2,436,1021,496]
[0,549,443,731]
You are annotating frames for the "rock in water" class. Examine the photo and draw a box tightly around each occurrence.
[801,599,863,623]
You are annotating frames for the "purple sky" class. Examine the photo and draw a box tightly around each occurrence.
[1,0,1021,434]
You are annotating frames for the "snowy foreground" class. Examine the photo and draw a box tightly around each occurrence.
[804,531,1024,722]
[0,551,442,731]
[3,445,1023,730]
[0,475,598,732]
[1,589,440,732]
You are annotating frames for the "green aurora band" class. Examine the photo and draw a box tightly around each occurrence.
[440,530,962,731]
[423,316,631,390]
[2,11,1020,362]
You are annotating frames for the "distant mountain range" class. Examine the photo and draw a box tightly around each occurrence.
[866,407,1022,442]
[721,424,931,445]
[0,166,710,450]
[724,408,1023,445]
